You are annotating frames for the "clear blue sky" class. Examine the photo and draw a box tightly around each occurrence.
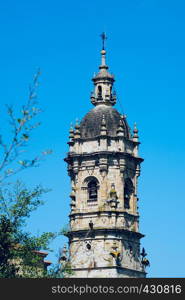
[0,0,185,278]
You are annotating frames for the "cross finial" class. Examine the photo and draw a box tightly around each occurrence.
[100,32,107,50]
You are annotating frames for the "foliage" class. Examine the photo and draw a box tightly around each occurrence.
[0,173,57,278]
[0,71,58,278]
[47,248,74,278]
[47,261,73,278]
[0,70,52,184]
[0,216,18,278]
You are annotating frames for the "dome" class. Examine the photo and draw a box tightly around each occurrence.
[80,104,130,139]
[93,69,114,81]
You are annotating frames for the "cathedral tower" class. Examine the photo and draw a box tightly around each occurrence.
[64,35,148,278]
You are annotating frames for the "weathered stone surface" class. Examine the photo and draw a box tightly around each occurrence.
[64,45,146,278]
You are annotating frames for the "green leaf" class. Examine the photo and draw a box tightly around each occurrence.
[22,134,29,141]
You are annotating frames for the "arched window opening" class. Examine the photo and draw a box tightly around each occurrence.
[97,85,102,98]
[88,180,98,202]
[124,178,134,209]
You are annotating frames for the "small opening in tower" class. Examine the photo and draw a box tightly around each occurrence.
[129,245,133,253]
[124,178,134,209]
[87,180,98,202]
[86,243,91,250]
[97,85,102,98]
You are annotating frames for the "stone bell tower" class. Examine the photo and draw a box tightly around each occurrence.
[64,34,148,278]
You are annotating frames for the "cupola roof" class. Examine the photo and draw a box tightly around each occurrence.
[80,104,130,139]
[80,33,130,139]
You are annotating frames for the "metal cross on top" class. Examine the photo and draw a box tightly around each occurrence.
[100,32,107,50]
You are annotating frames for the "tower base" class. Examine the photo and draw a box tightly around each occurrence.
[69,266,146,278]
